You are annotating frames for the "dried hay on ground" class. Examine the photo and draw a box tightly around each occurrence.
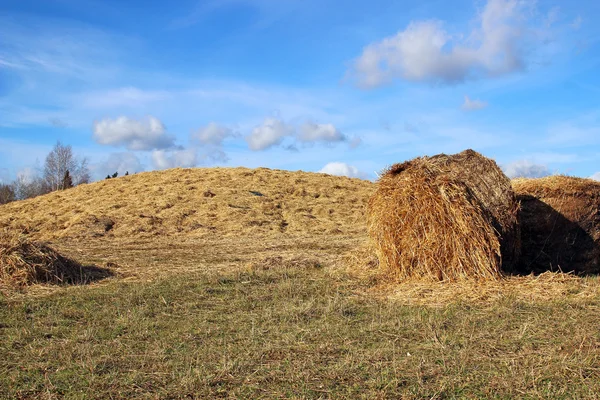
[246,254,324,272]
[0,230,112,289]
[0,167,375,241]
[381,272,600,306]
[368,149,520,281]
[513,175,600,275]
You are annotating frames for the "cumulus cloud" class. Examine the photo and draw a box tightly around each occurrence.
[590,172,600,181]
[503,160,551,179]
[192,122,237,146]
[246,117,294,151]
[319,162,364,178]
[96,152,144,178]
[298,122,346,144]
[462,95,488,111]
[152,148,198,170]
[93,116,176,151]
[350,0,540,87]
[246,118,351,151]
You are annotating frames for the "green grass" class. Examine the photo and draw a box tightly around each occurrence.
[2,264,600,399]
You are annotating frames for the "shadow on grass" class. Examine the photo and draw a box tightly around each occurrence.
[510,195,599,276]
[62,263,116,285]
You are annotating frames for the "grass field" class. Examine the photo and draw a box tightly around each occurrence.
[2,168,600,399]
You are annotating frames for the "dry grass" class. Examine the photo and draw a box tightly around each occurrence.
[336,243,600,306]
[367,150,519,282]
[2,255,600,399]
[2,167,600,398]
[513,175,600,275]
[0,167,375,241]
[380,272,600,306]
[0,229,111,289]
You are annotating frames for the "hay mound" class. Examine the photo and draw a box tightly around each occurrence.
[0,167,375,241]
[367,149,520,281]
[0,230,87,286]
[513,176,600,275]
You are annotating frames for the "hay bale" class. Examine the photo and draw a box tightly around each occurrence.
[367,149,520,281]
[513,176,600,275]
[0,230,86,287]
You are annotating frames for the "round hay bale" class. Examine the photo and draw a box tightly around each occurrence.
[367,149,520,281]
[513,175,600,275]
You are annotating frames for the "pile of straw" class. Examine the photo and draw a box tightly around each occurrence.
[513,175,600,275]
[0,230,85,287]
[367,150,520,281]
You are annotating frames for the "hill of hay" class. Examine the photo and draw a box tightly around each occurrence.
[0,167,376,241]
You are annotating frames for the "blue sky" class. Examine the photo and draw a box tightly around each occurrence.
[1,0,600,182]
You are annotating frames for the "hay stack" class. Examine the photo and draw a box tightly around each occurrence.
[0,230,85,287]
[367,149,520,281]
[513,176,600,275]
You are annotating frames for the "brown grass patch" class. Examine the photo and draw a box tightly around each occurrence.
[367,149,520,281]
[513,175,600,275]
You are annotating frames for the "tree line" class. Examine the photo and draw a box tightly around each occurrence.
[0,142,90,205]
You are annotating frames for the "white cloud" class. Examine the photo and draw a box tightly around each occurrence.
[246,117,294,151]
[462,95,488,111]
[319,162,363,178]
[95,152,144,178]
[590,172,600,181]
[93,116,176,151]
[503,160,551,179]
[350,0,540,87]
[192,122,237,146]
[571,16,582,30]
[298,122,346,143]
[151,148,198,170]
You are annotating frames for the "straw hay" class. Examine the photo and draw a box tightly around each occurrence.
[513,175,600,275]
[0,167,375,241]
[0,229,87,287]
[367,150,520,281]
[382,272,600,307]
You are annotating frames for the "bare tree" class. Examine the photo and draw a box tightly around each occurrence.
[0,183,15,204]
[12,173,50,200]
[43,142,90,191]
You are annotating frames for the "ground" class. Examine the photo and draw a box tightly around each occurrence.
[1,168,600,399]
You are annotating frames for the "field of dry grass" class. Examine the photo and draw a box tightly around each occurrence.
[1,167,600,398]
